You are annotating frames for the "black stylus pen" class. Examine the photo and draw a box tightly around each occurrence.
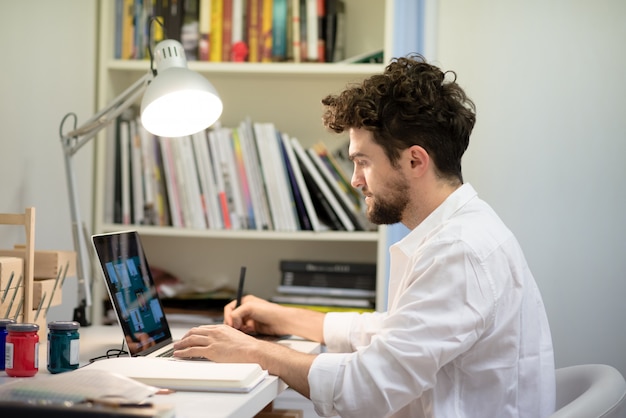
[235,266,247,308]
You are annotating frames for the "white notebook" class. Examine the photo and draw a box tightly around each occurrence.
[83,357,268,393]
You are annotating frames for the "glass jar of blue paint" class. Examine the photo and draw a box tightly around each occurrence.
[47,320,80,374]
[0,318,16,371]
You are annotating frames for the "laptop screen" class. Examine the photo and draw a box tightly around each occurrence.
[92,230,173,356]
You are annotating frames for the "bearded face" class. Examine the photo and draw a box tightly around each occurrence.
[364,169,411,225]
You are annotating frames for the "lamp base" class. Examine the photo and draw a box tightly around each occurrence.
[73,299,91,327]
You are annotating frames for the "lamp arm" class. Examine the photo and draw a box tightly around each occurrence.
[59,71,152,324]
[62,72,152,157]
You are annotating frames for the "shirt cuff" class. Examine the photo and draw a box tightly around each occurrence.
[323,311,360,353]
[308,352,349,417]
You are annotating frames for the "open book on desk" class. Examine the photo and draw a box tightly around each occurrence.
[83,357,268,393]
[0,368,174,417]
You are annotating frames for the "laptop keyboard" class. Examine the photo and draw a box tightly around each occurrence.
[157,347,175,358]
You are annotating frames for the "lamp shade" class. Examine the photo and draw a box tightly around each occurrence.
[140,39,223,138]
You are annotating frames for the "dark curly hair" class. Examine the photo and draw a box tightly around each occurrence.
[322,54,476,183]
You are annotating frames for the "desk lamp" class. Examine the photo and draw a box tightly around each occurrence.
[59,38,223,325]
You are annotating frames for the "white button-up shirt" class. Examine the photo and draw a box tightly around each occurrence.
[308,184,555,417]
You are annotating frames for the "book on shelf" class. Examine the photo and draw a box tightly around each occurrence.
[310,142,355,205]
[291,137,355,231]
[280,259,377,275]
[191,129,222,229]
[129,117,145,225]
[151,132,172,226]
[279,133,307,230]
[305,0,318,61]
[119,0,135,59]
[158,136,184,227]
[231,0,246,61]
[253,122,299,231]
[208,129,233,229]
[231,127,256,229]
[278,259,377,299]
[280,133,322,231]
[260,0,274,63]
[270,294,374,309]
[137,123,158,225]
[307,146,368,231]
[113,0,348,63]
[181,0,201,61]
[324,0,345,62]
[166,137,191,227]
[119,116,132,225]
[222,0,234,62]
[166,0,185,42]
[177,135,208,229]
[298,0,308,61]
[238,118,274,230]
[336,49,384,64]
[104,118,117,224]
[272,0,288,61]
[216,126,247,229]
[290,0,301,62]
[276,284,375,299]
[114,0,123,59]
[246,0,261,62]
[198,0,211,60]
[209,0,224,62]
[316,0,326,62]
[272,302,375,313]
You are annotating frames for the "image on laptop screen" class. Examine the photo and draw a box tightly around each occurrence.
[92,231,173,356]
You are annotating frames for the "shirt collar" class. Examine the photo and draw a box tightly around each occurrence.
[393,183,478,256]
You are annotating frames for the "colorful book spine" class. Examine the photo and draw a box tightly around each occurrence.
[222,0,233,61]
[260,0,274,62]
[121,0,135,59]
[272,0,288,61]
[198,0,211,61]
[290,0,301,62]
[316,0,325,62]
[291,138,355,231]
[232,128,255,229]
[209,0,224,62]
[305,0,317,61]
[231,0,245,56]
[246,0,261,62]
[208,129,233,229]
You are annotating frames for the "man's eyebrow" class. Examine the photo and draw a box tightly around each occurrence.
[348,152,366,161]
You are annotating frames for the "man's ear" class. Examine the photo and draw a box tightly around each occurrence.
[408,145,430,177]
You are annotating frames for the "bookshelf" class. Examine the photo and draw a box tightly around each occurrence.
[91,0,394,324]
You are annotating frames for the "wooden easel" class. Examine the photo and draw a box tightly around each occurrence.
[0,207,35,323]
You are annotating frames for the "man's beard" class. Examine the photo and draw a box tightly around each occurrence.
[365,176,410,225]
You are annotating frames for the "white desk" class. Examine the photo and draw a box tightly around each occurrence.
[0,325,320,418]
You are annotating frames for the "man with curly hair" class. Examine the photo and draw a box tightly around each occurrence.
[173,54,556,418]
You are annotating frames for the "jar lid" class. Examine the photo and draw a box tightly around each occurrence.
[48,321,80,331]
[0,318,16,328]
[7,323,39,332]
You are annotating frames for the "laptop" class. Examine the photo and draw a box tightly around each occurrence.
[89,230,270,392]
[91,230,193,358]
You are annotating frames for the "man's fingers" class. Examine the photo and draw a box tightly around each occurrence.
[172,346,209,360]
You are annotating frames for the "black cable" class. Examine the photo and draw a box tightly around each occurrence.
[148,16,167,76]
[85,339,128,365]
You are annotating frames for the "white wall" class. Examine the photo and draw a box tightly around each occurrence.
[434,0,626,376]
[0,1,97,321]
